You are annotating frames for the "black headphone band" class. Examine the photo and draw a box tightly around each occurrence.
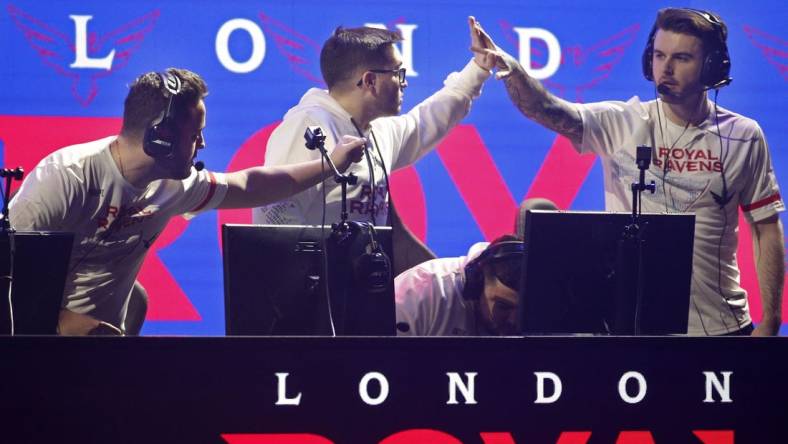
[155,71,182,126]
[143,71,183,160]
[471,241,525,266]
[684,8,728,55]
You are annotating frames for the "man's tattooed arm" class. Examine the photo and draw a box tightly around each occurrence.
[500,55,584,146]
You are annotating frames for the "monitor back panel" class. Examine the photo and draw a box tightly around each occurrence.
[222,224,394,336]
[0,231,73,335]
[521,211,694,335]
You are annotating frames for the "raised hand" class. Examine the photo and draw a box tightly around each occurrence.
[468,16,521,78]
[469,16,498,71]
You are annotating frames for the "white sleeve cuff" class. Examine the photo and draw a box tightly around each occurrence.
[443,58,492,99]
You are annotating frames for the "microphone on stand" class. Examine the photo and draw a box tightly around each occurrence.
[194,161,205,172]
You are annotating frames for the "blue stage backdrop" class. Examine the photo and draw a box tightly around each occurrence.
[1,0,786,335]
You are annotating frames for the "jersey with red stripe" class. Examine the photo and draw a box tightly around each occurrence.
[9,136,228,330]
[574,96,784,335]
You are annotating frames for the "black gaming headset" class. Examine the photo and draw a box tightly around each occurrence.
[642,8,731,89]
[143,71,182,160]
[351,222,392,295]
[462,241,525,300]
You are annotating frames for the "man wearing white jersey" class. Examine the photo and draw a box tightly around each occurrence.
[395,235,524,336]
[474,8,784,335]
[10,68,365,335]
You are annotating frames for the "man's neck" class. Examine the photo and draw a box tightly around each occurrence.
[329,89,375,131]
[663,91,710,127]
[113,134,160,189]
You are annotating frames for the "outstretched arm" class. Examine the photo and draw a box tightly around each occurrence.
[219,135,366,209]
[469,17,584,146]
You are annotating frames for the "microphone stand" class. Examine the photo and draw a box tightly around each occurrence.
[304,127,359,334]
[1,167,24,232]
[0,167,24,335]
[616,147,655,335]
[304,126,358,232]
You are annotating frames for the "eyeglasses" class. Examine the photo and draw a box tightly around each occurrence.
[356,67,407,87]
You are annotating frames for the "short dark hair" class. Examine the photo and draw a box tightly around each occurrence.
[655,8,727,55]
[319,26,402,89]
[121,68,208,136]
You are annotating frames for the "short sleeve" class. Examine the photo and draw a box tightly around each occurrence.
[181,169,229,218]
[739,125,784,223]
[575,96,652,157]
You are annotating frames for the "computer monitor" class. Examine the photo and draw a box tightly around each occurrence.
[222,224,394,336]
[0,231,74,335]
[520,211,694,335]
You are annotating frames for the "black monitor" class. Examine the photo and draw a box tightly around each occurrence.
[222,223,395,336]
[0,231,73,335]
[520,211,695,335]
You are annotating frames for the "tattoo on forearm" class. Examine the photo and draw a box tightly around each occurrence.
[504,68,583,144]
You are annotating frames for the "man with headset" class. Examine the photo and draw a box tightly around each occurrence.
[254,17,496,274]
[395,234,524,336]
[9,68,367,335]
[474,8,784,335]
[394,198,556,336]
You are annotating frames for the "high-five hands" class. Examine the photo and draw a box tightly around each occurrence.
[468,16,521,80]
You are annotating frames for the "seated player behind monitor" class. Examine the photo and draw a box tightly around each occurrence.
[395,235,523,336]
[395,198,557,336]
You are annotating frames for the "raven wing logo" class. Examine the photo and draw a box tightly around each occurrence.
[7,4,160,106]
[499,21,640,102]
[743,24,788,82]
[258,11,324,87]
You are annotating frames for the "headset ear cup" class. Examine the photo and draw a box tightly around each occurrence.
[642,44,654,81]
[354,251,391,293]
[143,71,182,161]
[143,121,175,159]
[642,24,657,81]
[463,262,483,300]
[701,48,730,88]
[642,48,654,82]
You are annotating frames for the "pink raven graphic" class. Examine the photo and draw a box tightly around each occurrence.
[258,11,325,87]
[7,4,160,106]
[499,20,640,102]
[743,24,788,82]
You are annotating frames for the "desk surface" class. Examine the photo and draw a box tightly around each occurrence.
[1,336,785,443]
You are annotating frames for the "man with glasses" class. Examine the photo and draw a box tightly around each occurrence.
[254,17,496,273]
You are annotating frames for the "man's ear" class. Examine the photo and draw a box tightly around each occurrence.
[359,71,376,90]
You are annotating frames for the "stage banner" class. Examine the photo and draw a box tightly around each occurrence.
[1,0,786,335]
[0,336,786,443]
